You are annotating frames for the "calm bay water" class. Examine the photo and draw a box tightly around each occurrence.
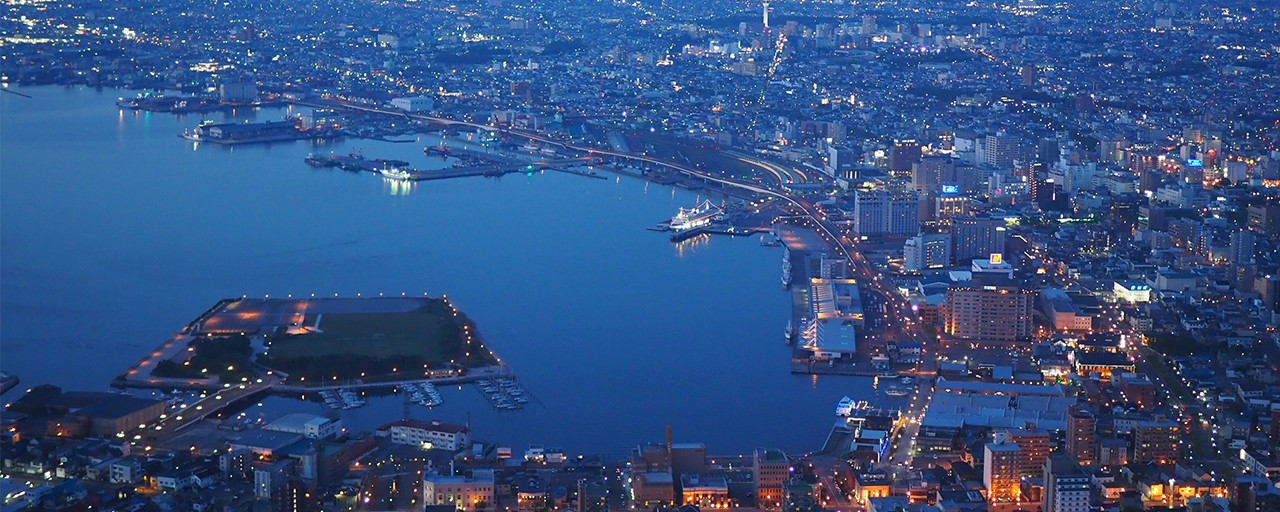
[0,86,878,456]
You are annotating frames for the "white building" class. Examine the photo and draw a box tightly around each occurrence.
[423,471,495,511]
[852,190,919,236]
[1113,281,1151,303]
[971,254,1014,279]
[254,460,292,500]
[381,419,471,451]
[264,413,342,439]
[110,459,143,484]
[904,234,951,272]
[391,96,435,112]
[1044,455,1091,512]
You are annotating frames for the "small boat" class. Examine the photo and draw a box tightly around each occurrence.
[836,396,855,417]
[879,371,898,379]
[782,251,793,288]
[784,320,794,344]
[900,376,915,385]
[885,387,911,397]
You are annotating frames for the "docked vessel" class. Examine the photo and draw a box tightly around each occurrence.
[784,320,794,344]
[0,372,18,395]
[669,200,723,231]
[781,250,793,288]
[885,386,910,397]
[379,167,415,180]
[836,396,856,417]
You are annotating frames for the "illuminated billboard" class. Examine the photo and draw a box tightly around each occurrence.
[1187,159,1202,167]
[941,184,959,194]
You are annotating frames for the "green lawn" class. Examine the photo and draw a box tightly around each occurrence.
[269,304,456,364]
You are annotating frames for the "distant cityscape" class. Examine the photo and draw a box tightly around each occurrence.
[3,0,1280,511]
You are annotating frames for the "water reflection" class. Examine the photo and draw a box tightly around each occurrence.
[383,177,415,195]
[674,232,710,258]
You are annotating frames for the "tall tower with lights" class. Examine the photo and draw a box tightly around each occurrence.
[763,1,770,28]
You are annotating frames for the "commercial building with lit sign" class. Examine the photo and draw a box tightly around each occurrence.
[1113,281,1151,303]
[971,254,1015,279]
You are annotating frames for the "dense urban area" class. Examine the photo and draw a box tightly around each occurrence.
[3,0,1280,511]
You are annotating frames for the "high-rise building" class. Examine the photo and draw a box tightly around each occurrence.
[984,133,1021,169]
[1022,65,1038,87]
[1109,193,1145,233]
[950,215,1006,262]
[282,478,319,512]
[1043,453,1091,512]
[934,194,970,223]
[826,145,857,178]
[890,140,922,175]
[943,283,1034,341]
[852,190,919,236]
[1065,409,1096,465]
[911,156,958,194]
[861,15,877,34]
[912,156,971,195]
[754,448,790,508]
[1138,205,1168,231]
[904,234,951,272]
[1255,276,1280,311]
[1133,420,1179,464]
[1271,407,1280,448]
[1005,428,1051,477]
[1248,204,1280,235]
[984,441,1023,503]
[1230,264,1257,293]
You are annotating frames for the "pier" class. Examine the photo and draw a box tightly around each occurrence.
[668,225,764,243]
[305,152,603,182]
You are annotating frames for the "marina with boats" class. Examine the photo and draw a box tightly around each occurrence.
[475,378,532,411]
[400,382,444,408]
[318,388,367,410]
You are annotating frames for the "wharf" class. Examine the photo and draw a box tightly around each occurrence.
[412,159,597,181]
[790,360,884,376]
[119,97,286,114]
[306,152,601,182]
[272,365,511,393]
[668,224,764,243]
[306,153,409,172]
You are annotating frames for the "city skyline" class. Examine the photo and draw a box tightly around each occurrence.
[3,0,1280,511]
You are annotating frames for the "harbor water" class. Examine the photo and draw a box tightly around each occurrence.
[0,86,887,456]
